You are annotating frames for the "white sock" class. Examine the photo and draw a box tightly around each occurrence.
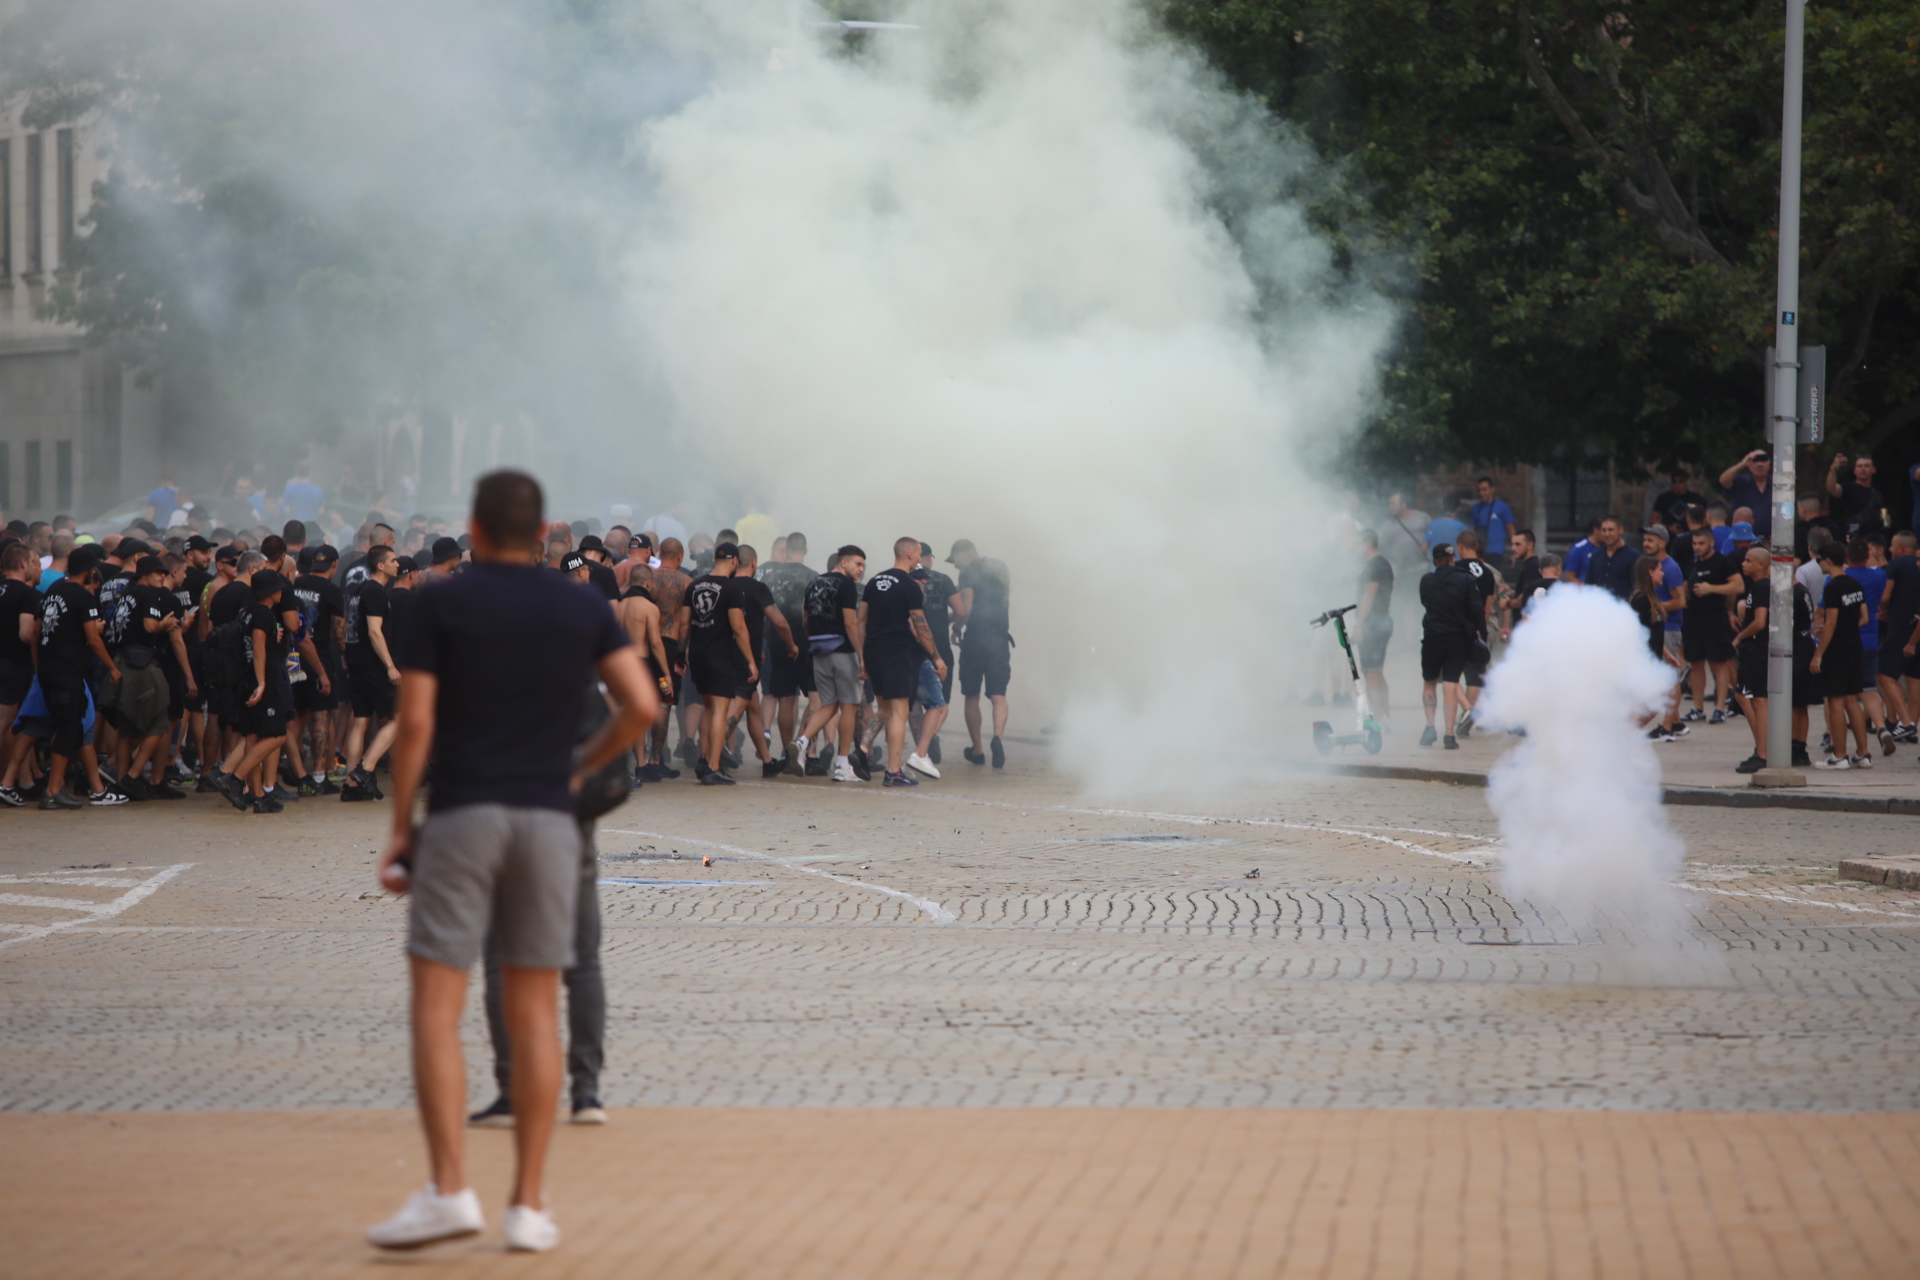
[834,755,849,770]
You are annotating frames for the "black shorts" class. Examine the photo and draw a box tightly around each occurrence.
[662,638,686,705]
[1902,642,1920,681]
[0,659,31,707]
[865,645,919,701]
[292,662,341,714]
[182,648,207,712]
[1822,649,1864,701]
[1792,649,1823,708]
[1737,644,1767,700]
[160,660,187,721]
[1683,621,1735,663]
[689,646,748,701]
[762,635,815,698]
[348,662,395,719]
[958,635,1011,699]
[40,668,89,757]
[1420,634,1471,684]
[240,680,292,739]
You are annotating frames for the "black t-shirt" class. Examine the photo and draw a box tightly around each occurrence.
[387,586,416,658]
[1419,565,1480,639]
[293,573,346,664]
[1837,481,1884,533]
[40,579,101,677]
[1459,558,1496,633]
[97,569,136,626]
[1821,572,1866,656]
[585,559,619,603]
[209,578,251,628]
[395,560,627,814]
[0,579,39,668]
[1651,490,1696,528]
[863,567,924,653]
[912,567,957,650]
[1887,555,1920,641]
[760,561,813,637]
[1738,576,1770,651]
[804,572,861,652]
[1508,555,1541,600]
[687,573,753,656]
[182,567,213,649]
[122,584,177,657]
[739,575,775,657]
[345,579,391,669]
[1685,553,1736,630]
[957,557,1011,639]
[1358,555,1394,618]
[242,600,289,682]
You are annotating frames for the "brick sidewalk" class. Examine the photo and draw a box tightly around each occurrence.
[4,1108,1916,1279]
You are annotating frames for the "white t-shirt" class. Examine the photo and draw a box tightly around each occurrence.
[1795,559,1826,605]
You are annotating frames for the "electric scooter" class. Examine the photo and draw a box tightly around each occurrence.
[1309,604,1383,755]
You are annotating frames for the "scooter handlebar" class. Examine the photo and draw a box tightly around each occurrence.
[1309,604,1359,628]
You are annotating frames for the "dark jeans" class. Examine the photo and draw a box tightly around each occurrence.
[483,821,604,1107]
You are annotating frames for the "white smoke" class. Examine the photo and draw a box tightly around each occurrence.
[631,0,1394,792]
[1474,586,1697,947]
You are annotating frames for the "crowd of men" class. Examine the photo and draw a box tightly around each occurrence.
[0,489,1016,812]
[1365,451,1920,771]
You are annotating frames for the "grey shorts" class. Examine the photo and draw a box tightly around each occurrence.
[408,804,584,971]
[812,649,863,705]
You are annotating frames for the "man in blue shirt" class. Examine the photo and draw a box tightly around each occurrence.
[1562,517,1603,584]
[1583,517,1639,599]
[1469,477,1516,570]
[144,475,179,524]
[1718,449,1774,541]
[1424,501,1469,566]
[281,463,326,525]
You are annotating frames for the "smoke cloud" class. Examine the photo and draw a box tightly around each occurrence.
[14,0,1396,792]
[1475,587,1698,952]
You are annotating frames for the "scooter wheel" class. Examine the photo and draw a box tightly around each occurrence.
[1312,722,1333,756]
[1364,729,1383,755]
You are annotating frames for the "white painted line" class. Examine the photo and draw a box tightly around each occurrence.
[603,829,955,923]
[0,864,195,954]
[1679,884,1920,919]
[0,875,147,889]
[0,893,107,911]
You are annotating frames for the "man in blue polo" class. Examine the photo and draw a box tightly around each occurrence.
[1469,477,1516,572]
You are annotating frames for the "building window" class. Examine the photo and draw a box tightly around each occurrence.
[24,441,41,511]
[56,128,75,265]
[0,138,11,282]
[24,132,42,277]
[1544,464,1613,537]
[55,440,73,512]
[0,442,10,512]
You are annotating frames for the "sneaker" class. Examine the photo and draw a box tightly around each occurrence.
[1820,733,1832,753]
[1791,746,1813,768]
[1894,723,1920,744]
[786,739,809,776]
[1683,708,1707,722]
[990,736,1006,768]
[299,778,321,797]
[883,769,919,787]
[339,782,376,802]
[196,771,220,793]
[1667,724,1690,738]
[693,757,710,780]
[1709,709,1726,725]
[327,764,351,783]
[468,1097,514,1128]
[89,788,131,807]
[40,790,83,811]
[1455,713,1473,740]
[678,738,699,767]
[906,753,940,779]
[317,777,341,795]
[1812,755,1851,770]
[1646,727,1675,742]
[830,763,859,782]
[1418,726,1438,747]
[963,746,985,766]
[720,746,742,771]
[253,794,284,813]
[167,765,194,784]
[1850,753,1873,770]
[849,748,872,782]
[699,769,736,786]
[0,785,22,807]
[1878,724,1897,756]
[278,761,301,790]
[805,754,830,776]
[503,1204,559,1253]
[928,736,942,765]
[353,768,385,799]
[147,780,186,800]
[1443,735,1459,750]
[653,763,681,780]
[269,784,299,804]
[121,776,154,802]
[366,1185,486,1251]
[1735,755,1767,774]
[571,1099,608,1125]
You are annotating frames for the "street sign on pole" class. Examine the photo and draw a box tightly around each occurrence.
[1762,344,1826,444]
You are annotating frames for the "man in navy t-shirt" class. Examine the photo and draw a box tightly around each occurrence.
[369,470,655,1255]
[860,537,947,786]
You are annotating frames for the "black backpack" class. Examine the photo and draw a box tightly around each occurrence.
[573,681,633,820]
[205,617,253,692]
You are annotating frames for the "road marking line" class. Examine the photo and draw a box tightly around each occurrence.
[603,829,955,923]
[0,864,195,954]
[0,875,147,889]
[1679,884,1920,919]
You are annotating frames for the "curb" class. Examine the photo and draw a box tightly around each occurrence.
[1314,762,1920,816]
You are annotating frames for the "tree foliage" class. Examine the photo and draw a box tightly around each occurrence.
[1163,0,1920,477]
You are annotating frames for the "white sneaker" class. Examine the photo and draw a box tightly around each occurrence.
[503,1204,560,1253]
[1850,754,1873,770]
[1812,755,1851,770]
[789,735,808,757]
[830,763,858,782]
[367,1185,485,1250]
[906,753,941,779]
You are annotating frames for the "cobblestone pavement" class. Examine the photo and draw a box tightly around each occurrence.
[4,752,1917,1113]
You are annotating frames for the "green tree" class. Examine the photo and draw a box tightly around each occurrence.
[1164,0,1920,480]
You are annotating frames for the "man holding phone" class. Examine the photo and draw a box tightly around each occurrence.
[368,471,656,1254]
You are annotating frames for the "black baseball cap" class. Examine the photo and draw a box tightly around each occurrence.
[214,544,241,564]
[251,569,286,599]
[560,551,587,573]
[68,545,105,577]
[944,538,976,563]
[578,534,605,554]
[135,555,168,578]
[712,542,739,562]
[632,533,653,551]
[116,538,151,560]
[430,536,461,566]
[395,555,419,575]
[184,534,214,552]
[310,543,340,567]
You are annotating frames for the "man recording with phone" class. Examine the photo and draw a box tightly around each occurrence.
[369,471,657,1255]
